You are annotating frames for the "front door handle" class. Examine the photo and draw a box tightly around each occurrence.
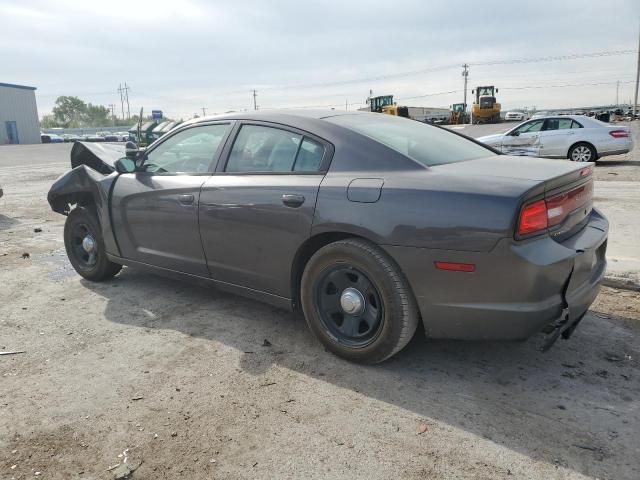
[282,194,305,208]
[178,194,195,205]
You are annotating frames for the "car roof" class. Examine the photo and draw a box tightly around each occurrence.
[182,108,367,127]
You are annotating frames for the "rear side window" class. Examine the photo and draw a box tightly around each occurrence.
[544,118,573,131]
[294,138,324,171]
[226,125,325,173]
[571,120,583,129]
[326,114,495,167]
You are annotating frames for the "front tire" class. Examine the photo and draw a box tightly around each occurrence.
[64,206,122,281]
[300,239,419,364]
[569,142,597,162]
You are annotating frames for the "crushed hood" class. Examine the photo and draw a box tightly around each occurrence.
[70,141,126,175]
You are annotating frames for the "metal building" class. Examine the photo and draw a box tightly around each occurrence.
[0,82,40,145]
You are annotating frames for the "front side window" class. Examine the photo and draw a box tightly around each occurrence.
[513,119,544,135]
[326,114,494,167]
[226,125,324,173]
[143,124,231,174]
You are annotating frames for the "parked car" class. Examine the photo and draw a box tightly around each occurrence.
[117,132,131,142]
[83,134,104,142]
[103,133,120,142]
[41,133,64,143]
[530,111,549,119]
[48,111,607,363]
[504,111,526,121]
[62,134,82,142]
[477,115,633,162]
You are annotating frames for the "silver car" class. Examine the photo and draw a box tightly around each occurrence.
[477,115,633,162]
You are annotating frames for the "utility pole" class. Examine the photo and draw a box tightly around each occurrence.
[253,89,258,110]
[201,107,208,117]
[616,80,620,107]
[634,21,640,117]
[123,83,131,120]
[108,104,116,125]
[117,84,125,120]
[462,64,469,124]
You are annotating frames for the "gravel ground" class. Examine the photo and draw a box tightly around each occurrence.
[0,138,639,480]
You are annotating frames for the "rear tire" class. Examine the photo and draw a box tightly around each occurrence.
[568,142,597,162]
[64,206,122,281]
[300,239,419,364]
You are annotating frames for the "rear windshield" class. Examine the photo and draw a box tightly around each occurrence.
[326,114,495,166]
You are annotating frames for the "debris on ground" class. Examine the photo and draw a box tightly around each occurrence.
[417,423,429,435]
[21,252,30,259]
[34,228,42,233]
[0,351,26,356]
[262,339,272,347]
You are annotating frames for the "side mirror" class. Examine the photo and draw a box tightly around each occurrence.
[511,131,520,136]
[114,157,136,174]
[125,141,138,159]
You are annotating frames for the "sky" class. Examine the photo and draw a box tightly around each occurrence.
[2,0,640,120]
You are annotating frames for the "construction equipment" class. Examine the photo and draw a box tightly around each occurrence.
[370,95,410,118]
[448,103,468,124]
[369,95,395,113]
[382,104,409,118]
[471,86,501,124]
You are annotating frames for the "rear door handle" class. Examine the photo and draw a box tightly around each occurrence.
[178,194,195,205]
[282,194,305,208]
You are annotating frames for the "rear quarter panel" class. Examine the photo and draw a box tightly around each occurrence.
[313,169,535,252]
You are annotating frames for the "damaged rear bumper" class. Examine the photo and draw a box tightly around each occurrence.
[383,208,608,346]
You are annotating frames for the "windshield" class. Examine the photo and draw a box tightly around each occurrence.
[326,114,495,167]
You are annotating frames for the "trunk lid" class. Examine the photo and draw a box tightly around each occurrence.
[434,155,594,241]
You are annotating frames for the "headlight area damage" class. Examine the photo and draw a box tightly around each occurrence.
[48,142,121,255]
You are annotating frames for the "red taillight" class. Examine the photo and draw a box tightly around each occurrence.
[517,200,548,236]
[545,182,593,227]
[434,261,476,272]
[516,180,593,238]
[609,129,629,138]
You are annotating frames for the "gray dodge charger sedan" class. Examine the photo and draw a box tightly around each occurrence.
[48,110,608,363]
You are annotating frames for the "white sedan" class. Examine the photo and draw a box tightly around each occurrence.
[477,115,633,162]
[504,111,526,121]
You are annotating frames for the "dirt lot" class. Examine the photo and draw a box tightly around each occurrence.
[1,136,639,479]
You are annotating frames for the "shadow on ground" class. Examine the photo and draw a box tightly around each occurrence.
[0,213,19,231]
[81,267,639,479]
[597,160,640,167]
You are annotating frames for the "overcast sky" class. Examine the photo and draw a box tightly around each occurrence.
[2,0,640,119]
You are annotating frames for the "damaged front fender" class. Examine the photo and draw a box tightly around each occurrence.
[47,165,121,256]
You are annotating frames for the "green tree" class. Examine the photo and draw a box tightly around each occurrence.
[52,96,87,127]
[84,103,111,126]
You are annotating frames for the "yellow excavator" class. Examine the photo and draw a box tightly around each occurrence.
[369,95,409,118]
[448,103,468,124]
[471,86,501,123]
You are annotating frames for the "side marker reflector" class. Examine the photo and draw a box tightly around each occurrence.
[434,261,476,272]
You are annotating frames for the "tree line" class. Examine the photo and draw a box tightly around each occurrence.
[40,96,176,128]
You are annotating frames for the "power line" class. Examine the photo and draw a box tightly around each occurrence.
[253,49,635,93]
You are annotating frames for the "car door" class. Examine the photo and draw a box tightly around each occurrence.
[110,122,233,276]
[501,119,544,156]
[538,118,579,157]
[199,122,332,297]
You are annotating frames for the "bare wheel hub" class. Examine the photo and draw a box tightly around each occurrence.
[82,235,96,253]
[340,287,365,315]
